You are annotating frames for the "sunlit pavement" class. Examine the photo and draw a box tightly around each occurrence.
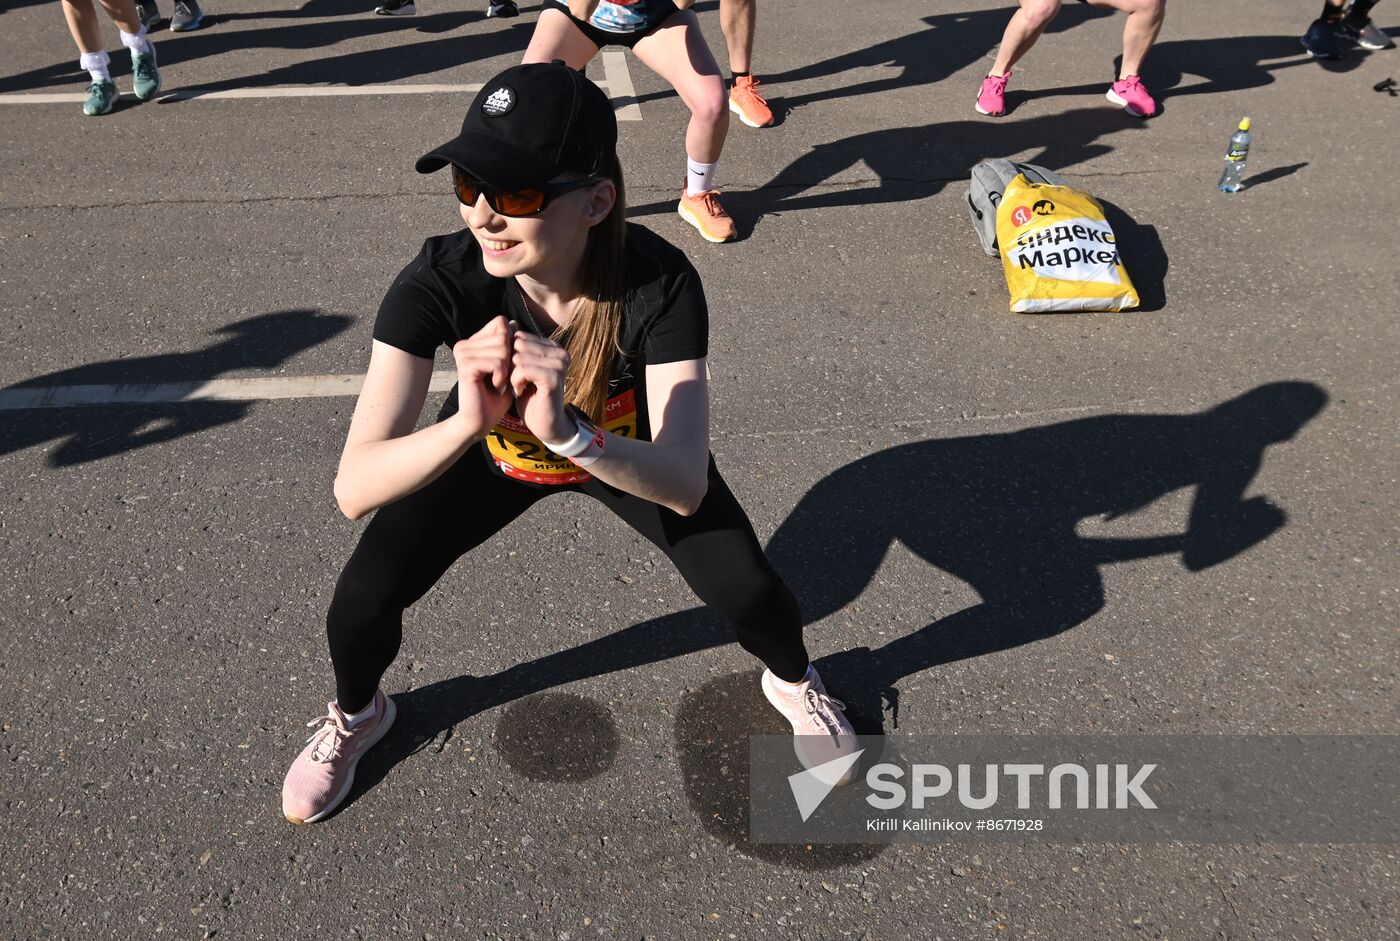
[2,1,1397,937]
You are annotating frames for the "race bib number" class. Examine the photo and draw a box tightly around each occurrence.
[485,389,637,485]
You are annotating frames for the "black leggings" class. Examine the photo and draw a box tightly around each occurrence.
[325,435,809,712]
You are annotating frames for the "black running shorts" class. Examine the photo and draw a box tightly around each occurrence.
[542,0,680,49]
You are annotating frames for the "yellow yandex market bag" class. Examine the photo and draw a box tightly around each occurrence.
[996,174,1139,313]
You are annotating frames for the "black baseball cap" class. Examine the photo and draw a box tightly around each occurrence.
[415,61,618,190]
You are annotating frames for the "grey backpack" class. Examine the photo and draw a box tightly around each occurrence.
[967,159,1069,257]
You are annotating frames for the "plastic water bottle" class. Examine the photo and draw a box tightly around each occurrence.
[1218,117,1252,193]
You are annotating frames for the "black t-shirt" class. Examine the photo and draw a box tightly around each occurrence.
[372,222,708,486]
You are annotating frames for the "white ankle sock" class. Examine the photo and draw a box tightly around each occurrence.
[341,698,378,728]
[685,157,717,196]
[770,665,815,695]
[80,51,111,84]
[119,27,153,56]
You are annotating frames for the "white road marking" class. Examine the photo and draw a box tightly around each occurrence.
[600,50,641,122]
[0,57,642,118]
[1,84,485,103]
[0,374,1127,442]
[9,332,684,409]
[0,373,458,410]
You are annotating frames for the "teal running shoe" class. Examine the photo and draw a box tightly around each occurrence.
[83,80,119,116]
[132,49,162,101]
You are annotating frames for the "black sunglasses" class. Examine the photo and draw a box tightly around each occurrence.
[451,165,601,217]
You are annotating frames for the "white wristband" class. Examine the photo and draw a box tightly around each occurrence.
[570,425,606,467]
[545,410,606,466]
[543,418,591,458]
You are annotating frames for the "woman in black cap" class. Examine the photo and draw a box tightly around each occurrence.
[281,63,856,825]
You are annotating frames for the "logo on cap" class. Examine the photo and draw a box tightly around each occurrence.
[482,86,516,117]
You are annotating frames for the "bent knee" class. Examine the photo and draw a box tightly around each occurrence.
[686,81,729,126]
[327,572,402,639]
[718,571,799,627]
[1023,0,1062,28]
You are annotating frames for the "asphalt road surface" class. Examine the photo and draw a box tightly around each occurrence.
[2,0,1397,938]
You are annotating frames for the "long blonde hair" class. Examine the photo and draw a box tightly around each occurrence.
[555,157,628,423]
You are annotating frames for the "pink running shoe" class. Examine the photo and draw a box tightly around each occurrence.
[282,688,396,824]
[975,72,1011,116]
[761,666,860,786]
[1106,75,1158,117]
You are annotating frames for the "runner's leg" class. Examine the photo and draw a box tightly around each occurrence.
[720,0,754,73]
[989,0,1064,75]
[326,446,544,713]
[634,11,737,239]
[99,0,144,33]
[61,0,106,52]
[523,6,601,68]
[583,457,810,682]
[1301,0,1348,57]
[1086,0,1165,78]
[632,11,728,165]
[63,0,149,113]
[719,0,774,128]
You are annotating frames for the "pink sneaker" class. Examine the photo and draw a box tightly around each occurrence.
[761,666,860,786]
[281,688,396,824]
[975,72,1011,116]
[1106,75,1158,117]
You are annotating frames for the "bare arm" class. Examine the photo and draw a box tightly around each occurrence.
[579,359,710,514]
[510,331,710,516]
[334,320,515,520]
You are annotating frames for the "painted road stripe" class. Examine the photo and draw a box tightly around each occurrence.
[0,361,705,409]
[0,56,642,118]
[0,373,459,410]
[600,50,641,122]
[1,84,486,103]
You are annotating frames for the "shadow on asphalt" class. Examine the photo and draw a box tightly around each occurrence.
[0,309,351,465]
[1099,197,1168,313]
[1243,162,1309,190]
[631,106,1150,236]
[625,17,1381,237]
[160,16,535,92]
[629,13,1383,115]
[673,670,888,869]
[0,0,54,15]
[346,382,1327,865]
[625,4,1112,112]
[0,7,532,94]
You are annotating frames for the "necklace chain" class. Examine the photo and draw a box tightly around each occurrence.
[513,284,545,336]
[514,284,581,338]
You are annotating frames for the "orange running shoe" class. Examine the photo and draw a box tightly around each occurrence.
[678,189,737,243]
[728,74,774,128]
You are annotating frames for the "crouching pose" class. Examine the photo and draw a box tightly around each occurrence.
[281,63,856,824]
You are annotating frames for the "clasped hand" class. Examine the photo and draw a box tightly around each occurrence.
[451,316,575,443]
